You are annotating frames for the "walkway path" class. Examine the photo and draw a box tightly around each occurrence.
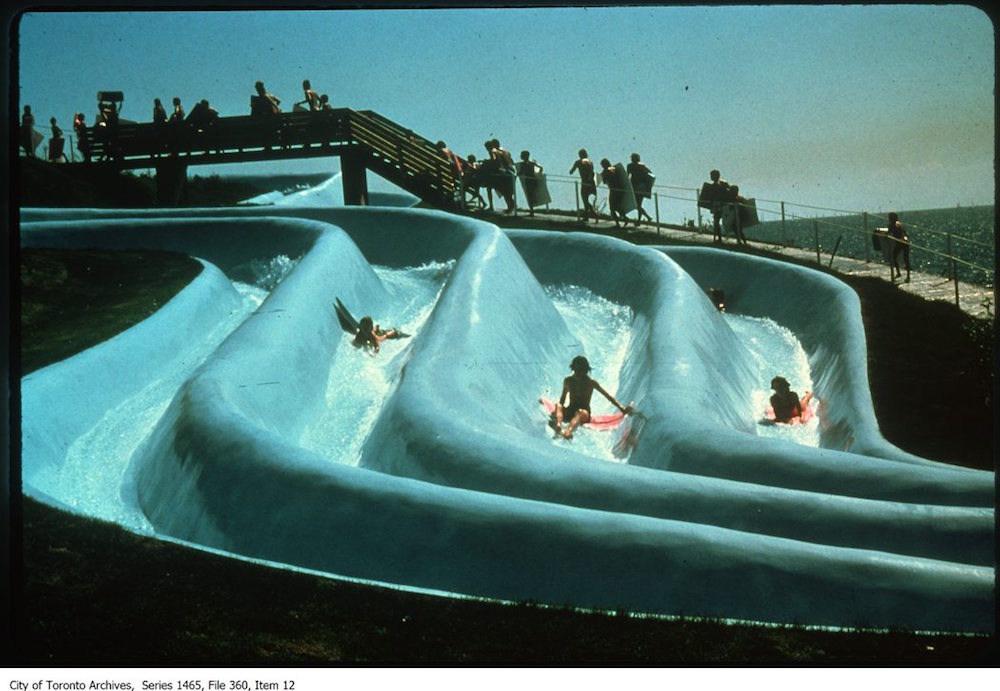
[476,208,995,320]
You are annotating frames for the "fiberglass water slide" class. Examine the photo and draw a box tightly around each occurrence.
[20,206,994,633]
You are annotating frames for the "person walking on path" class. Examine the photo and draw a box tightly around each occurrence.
[887,211,911,283]
[704,169,732,243]
[570,148,599,223]
[599,158,628,228]
[627,152,654,226]
[517,150,545,217]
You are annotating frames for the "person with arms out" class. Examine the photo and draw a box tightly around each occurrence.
[352,316,402,355]
[551,356,632,439]
[769,376,814,424]
[887,211,911,283]
[570,148,599,223]
[627,152,654,226]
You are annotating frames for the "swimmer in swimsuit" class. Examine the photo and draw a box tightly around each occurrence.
[352,316,399,354]
[551,355,632,439]
[769,376,814,423]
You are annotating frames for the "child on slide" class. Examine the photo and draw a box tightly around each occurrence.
[769,376,814,424]
[352,316,401,355]
[551,356,633,439]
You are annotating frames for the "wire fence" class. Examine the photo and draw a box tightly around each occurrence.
[483,172,994,311]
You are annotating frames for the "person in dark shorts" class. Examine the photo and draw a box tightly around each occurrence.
[551,356,632,439]
[569,148,599,223]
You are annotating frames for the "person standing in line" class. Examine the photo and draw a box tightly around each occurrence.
[153,98,168,125]
[570,148,599,223]
[486,138,517,214]
[705,169,732,243]
[47,117,66,162]
[251,81,281,115]
[599,158,628,228]
[463,154,487,209]
[20,105,36,157]
[723,184,749,246]
[296,79,321,111]
[627,152,654,226]
[73,111,90,162]
[887,211,911,283]
[169,97,185,122]
[517,150,544,217]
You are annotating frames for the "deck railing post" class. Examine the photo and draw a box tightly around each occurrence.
[654,192,660,233]
[863,212,870,263]
[780,202,787,247]
[949,232,960,308]
[575,181,580,220]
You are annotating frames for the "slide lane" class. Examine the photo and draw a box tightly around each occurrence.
[19,207,994,632]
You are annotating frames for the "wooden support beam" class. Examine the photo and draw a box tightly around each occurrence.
[155,160,187,207]
[341,148,369,206]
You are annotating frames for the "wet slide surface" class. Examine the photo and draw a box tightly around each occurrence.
[20,206,995,633]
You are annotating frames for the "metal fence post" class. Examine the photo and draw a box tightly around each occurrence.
[780,201,787,247]
[949,232,960,308]
[814,219,821,264]
[574,181,580,220]
[863,212,870,263]
[654,192,660,234]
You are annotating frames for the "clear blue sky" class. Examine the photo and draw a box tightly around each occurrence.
[16,5,995,215]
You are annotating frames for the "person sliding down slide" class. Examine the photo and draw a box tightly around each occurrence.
[765,376,814,424]
[333,297,409,355]
[549,356,633,439]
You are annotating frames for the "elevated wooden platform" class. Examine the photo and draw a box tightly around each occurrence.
[77,108,461,209]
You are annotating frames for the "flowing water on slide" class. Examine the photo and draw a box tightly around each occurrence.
[33,262,817,535]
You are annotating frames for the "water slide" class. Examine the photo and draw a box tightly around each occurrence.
[20,206,994,633]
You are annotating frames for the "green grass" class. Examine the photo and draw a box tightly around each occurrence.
[19,248,203,374]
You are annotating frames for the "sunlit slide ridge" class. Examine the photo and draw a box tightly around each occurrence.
[20,206,994,633]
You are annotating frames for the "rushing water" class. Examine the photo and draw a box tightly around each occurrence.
[299,261,455,465]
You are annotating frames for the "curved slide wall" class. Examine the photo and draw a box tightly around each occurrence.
[20,207,994,632]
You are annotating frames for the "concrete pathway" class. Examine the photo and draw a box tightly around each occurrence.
[477,208,995,320]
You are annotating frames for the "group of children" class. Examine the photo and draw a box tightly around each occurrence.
[343,298,811,438]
